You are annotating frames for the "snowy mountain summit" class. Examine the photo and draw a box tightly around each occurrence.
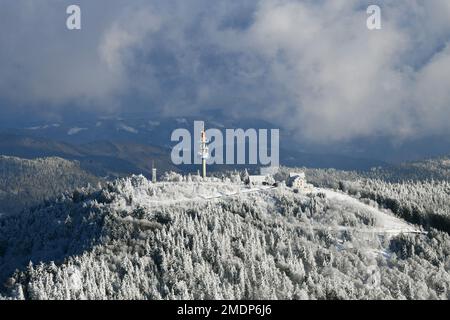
[0,174,448,300]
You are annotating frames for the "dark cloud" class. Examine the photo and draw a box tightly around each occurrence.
[1,0,450,145]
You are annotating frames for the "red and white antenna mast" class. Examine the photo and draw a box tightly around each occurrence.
[199,124,209,178]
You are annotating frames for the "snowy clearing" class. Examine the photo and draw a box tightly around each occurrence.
[109,176,424,238]
[318,188,425,236]
[67,127,88,135]
[117,124,138,134]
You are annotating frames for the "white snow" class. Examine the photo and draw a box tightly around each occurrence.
[67,267,83,292]
[26,123,60,130]
[108,177,275,212]
[106,175,424,240]
[318,189,424,235]
[67,127,88,135]
[117,124,138,134]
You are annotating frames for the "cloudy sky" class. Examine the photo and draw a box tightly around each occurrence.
[1,0,450,151]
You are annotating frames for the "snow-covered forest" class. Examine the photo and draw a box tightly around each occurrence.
[1,173,449,300]
[339,180,450,233]
[294,165,450,234]
[0,156,100,215]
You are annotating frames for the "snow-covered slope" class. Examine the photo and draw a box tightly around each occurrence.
[319,189,423,235]
[0,175,448,300]
[0,156,100,214]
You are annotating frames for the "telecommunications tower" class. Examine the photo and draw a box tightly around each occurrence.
[198,125,209,179]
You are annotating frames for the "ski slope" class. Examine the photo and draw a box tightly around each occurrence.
[318,188,425,236]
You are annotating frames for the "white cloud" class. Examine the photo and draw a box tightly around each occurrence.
[217,0,450,143]
[99,8,161,74]
[414,44,450,135]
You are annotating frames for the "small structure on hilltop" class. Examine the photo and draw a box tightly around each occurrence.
[198,124,209,179]
[152,161,157,183]
[287,172,313,192]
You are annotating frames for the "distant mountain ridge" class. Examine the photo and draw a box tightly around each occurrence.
[0,133,176,178]
[0,156,100,215]
[0,117,387,172]
[3,110,450,165]
[366,155,450,182]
